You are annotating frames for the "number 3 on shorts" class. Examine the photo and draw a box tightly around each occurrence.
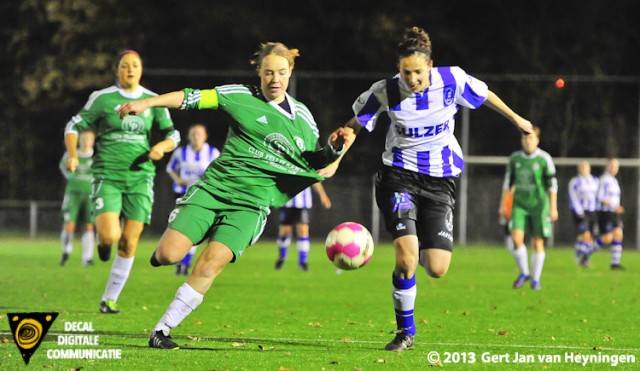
[95,197,104,210]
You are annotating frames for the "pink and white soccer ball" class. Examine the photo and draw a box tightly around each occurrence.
[325,222,374,270]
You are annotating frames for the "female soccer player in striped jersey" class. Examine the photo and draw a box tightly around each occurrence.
[64,50,181,315]
[596,158,625,270]
[568,160,599,267]
[117,42,353,350]
[333,26,533,352]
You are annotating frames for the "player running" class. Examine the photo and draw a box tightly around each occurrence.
[166,123,220,275]
[503,127,558,290]
[595,158,625,270]
[275,183,331,271]
[327,26,533,351]
[116,42,353,350]
[568,160,599,267]
[59,129,96,267]
[64,50,180,314]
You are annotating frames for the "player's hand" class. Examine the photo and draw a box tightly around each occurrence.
[615,206,625,214]
[66,156,79,172]
[549,208,559,222]
[329,126,355,152]
[148,145,165,160]
[317,163,338,178]
[117,100,149,119]
[514,116,533,135]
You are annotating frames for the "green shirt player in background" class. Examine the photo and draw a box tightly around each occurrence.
[64,50,181,314]
[59,129,95,267]
[117,42,354,350]
[501,127,558,291]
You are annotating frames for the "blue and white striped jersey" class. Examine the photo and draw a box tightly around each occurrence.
[352,66,489,177]
[568,174,599,214]
[283,187,313,209]
[166,143,220,194]
[597,173,621,212]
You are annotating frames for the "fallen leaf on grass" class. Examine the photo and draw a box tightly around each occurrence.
[231,342,245,347]
[1,337,11,343]
[187,336,202,341]
[374,358,386,363]
[258,345,274,351]
[496,330,508,336]
[308,322,321,327]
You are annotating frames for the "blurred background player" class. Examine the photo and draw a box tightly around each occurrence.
[59,129,96,266]
[166,123,220,275]
[502,127,557,290]
[274,183,331,272]
[596,158,625,270]
[568,160,599,267]
[499,188,515,252]
[64,50,180,314]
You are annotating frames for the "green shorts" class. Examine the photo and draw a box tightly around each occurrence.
[168,184,269,262]
[61,191,94,224]
[92,176,154,224]
[509,206,553,238]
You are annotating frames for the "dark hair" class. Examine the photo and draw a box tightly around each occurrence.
[250,42,299,68]
[397,26,432,60]
[115,49,142,69]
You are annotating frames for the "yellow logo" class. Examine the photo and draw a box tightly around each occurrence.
[8,312,58,365]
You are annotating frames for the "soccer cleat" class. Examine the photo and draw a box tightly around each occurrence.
[299,262,309,272]
[384,330,415,352]
[610,264,625,270]
[149,330,180,349]
[512,274,531,289]
[274,258,285,270]
[578,254,590,268]
[99,300,121,314]
[530,280,542,290]
[175,264,184,275]
[97,244,112,262]
[83,260,95,267]
[60,253,70,266]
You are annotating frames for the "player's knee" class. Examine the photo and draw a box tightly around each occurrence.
[426,264,449,278]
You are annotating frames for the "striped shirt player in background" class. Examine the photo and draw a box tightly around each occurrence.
[59,129,96,267]
[166,123,220,275]
[503,127,558,291]
[64,50,180,315]
[116,42,353,349]
[596,158,625,270]
[275,183,331,271]
[329,26,533,352]
[568,160,599,267]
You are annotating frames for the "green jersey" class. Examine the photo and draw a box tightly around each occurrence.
[65,85,180,180]
[504,148,557,212]
[59,150,93,193]
[181,85,341,208]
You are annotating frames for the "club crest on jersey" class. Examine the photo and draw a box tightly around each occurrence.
[443,87,455,106]
[294,137,306,151]
[121,115,145,133]
[265,133,295,157]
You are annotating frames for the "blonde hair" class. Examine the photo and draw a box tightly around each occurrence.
[250,42,299,68]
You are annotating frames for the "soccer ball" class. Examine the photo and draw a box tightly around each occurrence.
[325,222,374,270]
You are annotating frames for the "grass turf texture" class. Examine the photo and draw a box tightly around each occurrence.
[0,236,638,370]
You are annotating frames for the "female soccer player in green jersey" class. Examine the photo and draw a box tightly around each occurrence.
[117,42,353,349]
[64,50,181,315]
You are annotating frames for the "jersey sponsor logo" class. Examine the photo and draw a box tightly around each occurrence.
[264,133,295,157]
[394,120,449,138]
[438,230,453,242]
[121,115,145,133]
[395,222,407,231]
[256,115,269,124]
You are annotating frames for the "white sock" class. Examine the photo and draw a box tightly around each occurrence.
[155,283,204,334]
[512,245,529,276]
[101,255,134,302]
[188,245,197,256]
[81,231,95,263]
[611,242,622,265]
[61,230,73,254]
[530,251,546,281]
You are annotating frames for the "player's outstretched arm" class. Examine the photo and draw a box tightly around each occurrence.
[317,117,360,178]
[484,90,533,135]
[117,91,186,118]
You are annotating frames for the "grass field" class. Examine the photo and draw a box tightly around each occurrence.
[0,236,638,370]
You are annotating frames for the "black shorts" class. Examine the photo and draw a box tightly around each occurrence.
[279,208,310,225]
[375,166,456,251]
[597,211,623,234]
[572,210,598,235]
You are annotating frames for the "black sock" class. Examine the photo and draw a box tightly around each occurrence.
[150,251,161,267]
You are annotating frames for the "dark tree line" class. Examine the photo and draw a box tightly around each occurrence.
[0,0,638,199]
